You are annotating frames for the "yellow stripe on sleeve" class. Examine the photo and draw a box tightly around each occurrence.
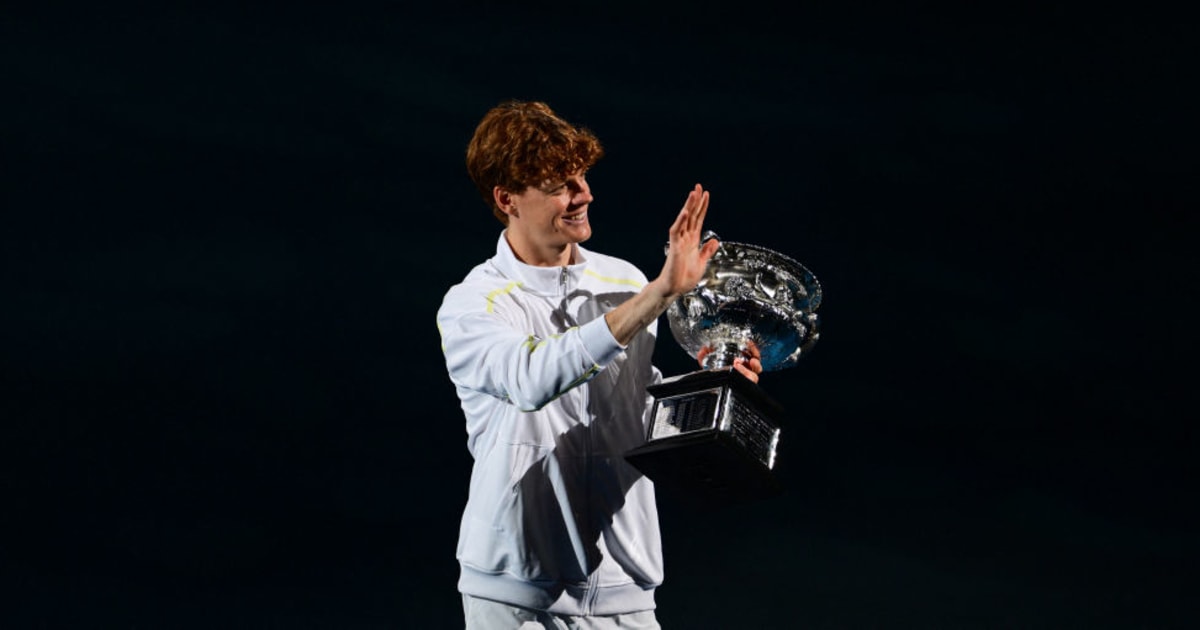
[485,282,522,313]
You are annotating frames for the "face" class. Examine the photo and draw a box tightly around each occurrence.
[502,171,594,266]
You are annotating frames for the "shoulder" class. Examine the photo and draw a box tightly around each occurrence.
[582,249,649,288]
[439,257,529,320]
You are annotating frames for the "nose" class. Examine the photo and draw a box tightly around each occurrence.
[571,177,593,205]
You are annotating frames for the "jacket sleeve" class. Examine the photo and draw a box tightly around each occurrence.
[437,285,626,412]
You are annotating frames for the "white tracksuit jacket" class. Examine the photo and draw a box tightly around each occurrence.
[437,232,664,615]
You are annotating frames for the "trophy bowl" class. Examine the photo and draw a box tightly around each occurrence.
[666,231,822,372]
[625,232,822,509]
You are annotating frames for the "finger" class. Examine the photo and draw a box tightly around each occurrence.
[733,359,759,384]
[699,237,720,264]
[686,195,709,237]
[668,204,688,238]
[675,190,699,233]
[683,186,706,231]
[680,185,701,227]
[692,190,710,232]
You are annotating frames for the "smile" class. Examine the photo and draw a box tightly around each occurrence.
[562,211,587,224]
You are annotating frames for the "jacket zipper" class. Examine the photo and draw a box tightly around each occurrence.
[584,562,600,615]
[563,264,600,615]
[582,330,597,614]
[573,262,598,615]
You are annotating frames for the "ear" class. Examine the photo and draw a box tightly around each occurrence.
[493,186,518,220]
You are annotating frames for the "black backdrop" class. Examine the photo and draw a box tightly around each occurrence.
[5,4,1196,628]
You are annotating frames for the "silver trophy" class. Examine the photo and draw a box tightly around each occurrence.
[625,232,821,507]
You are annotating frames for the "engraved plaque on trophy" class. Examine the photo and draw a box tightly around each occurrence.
[624,232,821,508]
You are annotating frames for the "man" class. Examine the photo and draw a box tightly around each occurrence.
[437,100,761,628]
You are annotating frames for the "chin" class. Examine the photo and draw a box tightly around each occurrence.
[559,222,592,243]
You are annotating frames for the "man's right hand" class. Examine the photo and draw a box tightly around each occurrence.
[604,183,720,346]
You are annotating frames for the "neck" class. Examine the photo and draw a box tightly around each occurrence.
[505,231,573,267]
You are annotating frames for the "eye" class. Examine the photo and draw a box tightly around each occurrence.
[562,174,587,194]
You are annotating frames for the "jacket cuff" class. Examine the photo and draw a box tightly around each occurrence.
[578,316,625,368]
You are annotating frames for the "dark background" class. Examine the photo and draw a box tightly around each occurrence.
[4,4,1197,628]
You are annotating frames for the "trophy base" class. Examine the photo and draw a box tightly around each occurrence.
[625,368,785,510]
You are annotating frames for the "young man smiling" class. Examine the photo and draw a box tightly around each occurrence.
[437,100,760,628]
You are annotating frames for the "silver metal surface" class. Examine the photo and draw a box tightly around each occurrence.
[645,376,782,469]
[666,232,822,371]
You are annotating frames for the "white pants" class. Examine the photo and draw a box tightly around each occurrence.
[462,594,661,630]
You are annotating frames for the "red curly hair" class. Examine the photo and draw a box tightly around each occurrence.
[465,100,604,225]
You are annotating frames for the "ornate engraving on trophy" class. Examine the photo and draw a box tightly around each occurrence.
[665,231,822,373]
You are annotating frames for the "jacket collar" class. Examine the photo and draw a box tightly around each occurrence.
[490,230,590,296]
